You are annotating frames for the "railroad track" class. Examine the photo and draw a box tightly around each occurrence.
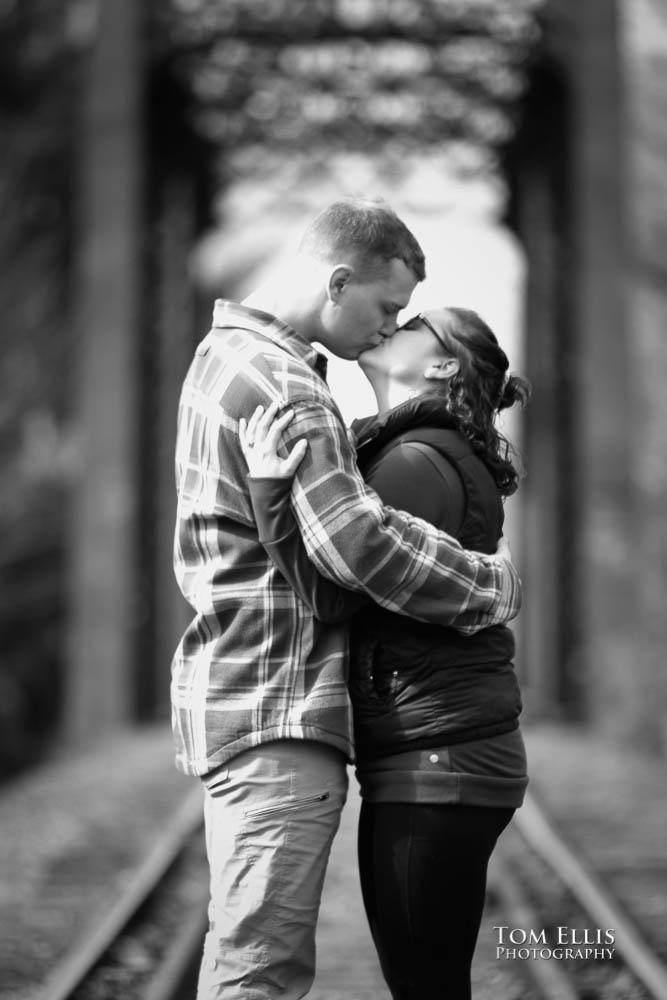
[38,786,209,1000]
[489,792,667,1000]
[34,785,667,1000]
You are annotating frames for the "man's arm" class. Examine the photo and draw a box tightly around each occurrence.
[248,475,369,624]
[280,402,521,630]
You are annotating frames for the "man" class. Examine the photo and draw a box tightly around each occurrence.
[172,198,521,999]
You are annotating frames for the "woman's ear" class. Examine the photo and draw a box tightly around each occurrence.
[327,265,353,302]
[424,357,460,381]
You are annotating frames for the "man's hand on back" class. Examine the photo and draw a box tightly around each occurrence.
[494,535,514,567]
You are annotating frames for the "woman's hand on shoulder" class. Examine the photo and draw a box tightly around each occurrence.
[239,399,308,479]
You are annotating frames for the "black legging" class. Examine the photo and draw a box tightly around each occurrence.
[358,800,514,1000]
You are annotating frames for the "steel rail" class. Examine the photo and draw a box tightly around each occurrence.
[36,782,667,1000]
[514,791,667,1000]
[141,890,209,1000]
[488,854,579,1000]
[38,785,205,1000]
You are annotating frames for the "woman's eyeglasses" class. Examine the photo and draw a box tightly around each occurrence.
[416,313,450,354]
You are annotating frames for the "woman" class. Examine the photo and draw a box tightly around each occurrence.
[239,306,530,1000]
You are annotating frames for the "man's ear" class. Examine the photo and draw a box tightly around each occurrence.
[424,358,460,381]
[327,265,353,302]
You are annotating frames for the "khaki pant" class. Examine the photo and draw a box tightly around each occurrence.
[197,740,348,1000]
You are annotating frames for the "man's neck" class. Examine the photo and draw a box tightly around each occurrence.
[242,261,322,344]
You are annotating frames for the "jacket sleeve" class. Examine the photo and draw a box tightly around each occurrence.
[247,475,369,624]
[365,441,466,537]
[280,401,521,631]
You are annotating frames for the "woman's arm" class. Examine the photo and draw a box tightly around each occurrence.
[248,476,368,623]
[241,400,520,631]
[240,403,368,624]
[364,441,466,537]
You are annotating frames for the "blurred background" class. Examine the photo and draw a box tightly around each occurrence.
[1,0,666,782]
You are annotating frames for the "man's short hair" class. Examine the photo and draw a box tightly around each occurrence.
[298,198,426,282]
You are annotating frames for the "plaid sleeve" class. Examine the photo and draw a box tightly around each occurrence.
[247,474,369,624]
[281,401,522,631]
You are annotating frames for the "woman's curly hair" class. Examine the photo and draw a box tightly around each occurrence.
[422,307,531,496]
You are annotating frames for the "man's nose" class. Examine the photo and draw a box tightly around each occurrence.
[379,317,398,337]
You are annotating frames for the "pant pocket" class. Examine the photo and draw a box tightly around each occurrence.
[202,767,230,796]
[243,791,330,819]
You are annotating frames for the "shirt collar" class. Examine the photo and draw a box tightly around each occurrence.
[212,300,328,381]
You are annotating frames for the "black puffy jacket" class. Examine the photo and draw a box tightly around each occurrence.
[348,396,522,762]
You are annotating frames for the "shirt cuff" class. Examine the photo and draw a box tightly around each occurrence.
[247,475,295,544]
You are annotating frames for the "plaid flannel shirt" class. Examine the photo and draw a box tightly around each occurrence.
[171,301,521,776]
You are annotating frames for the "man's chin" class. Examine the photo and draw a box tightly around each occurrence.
[357,345,379,365]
